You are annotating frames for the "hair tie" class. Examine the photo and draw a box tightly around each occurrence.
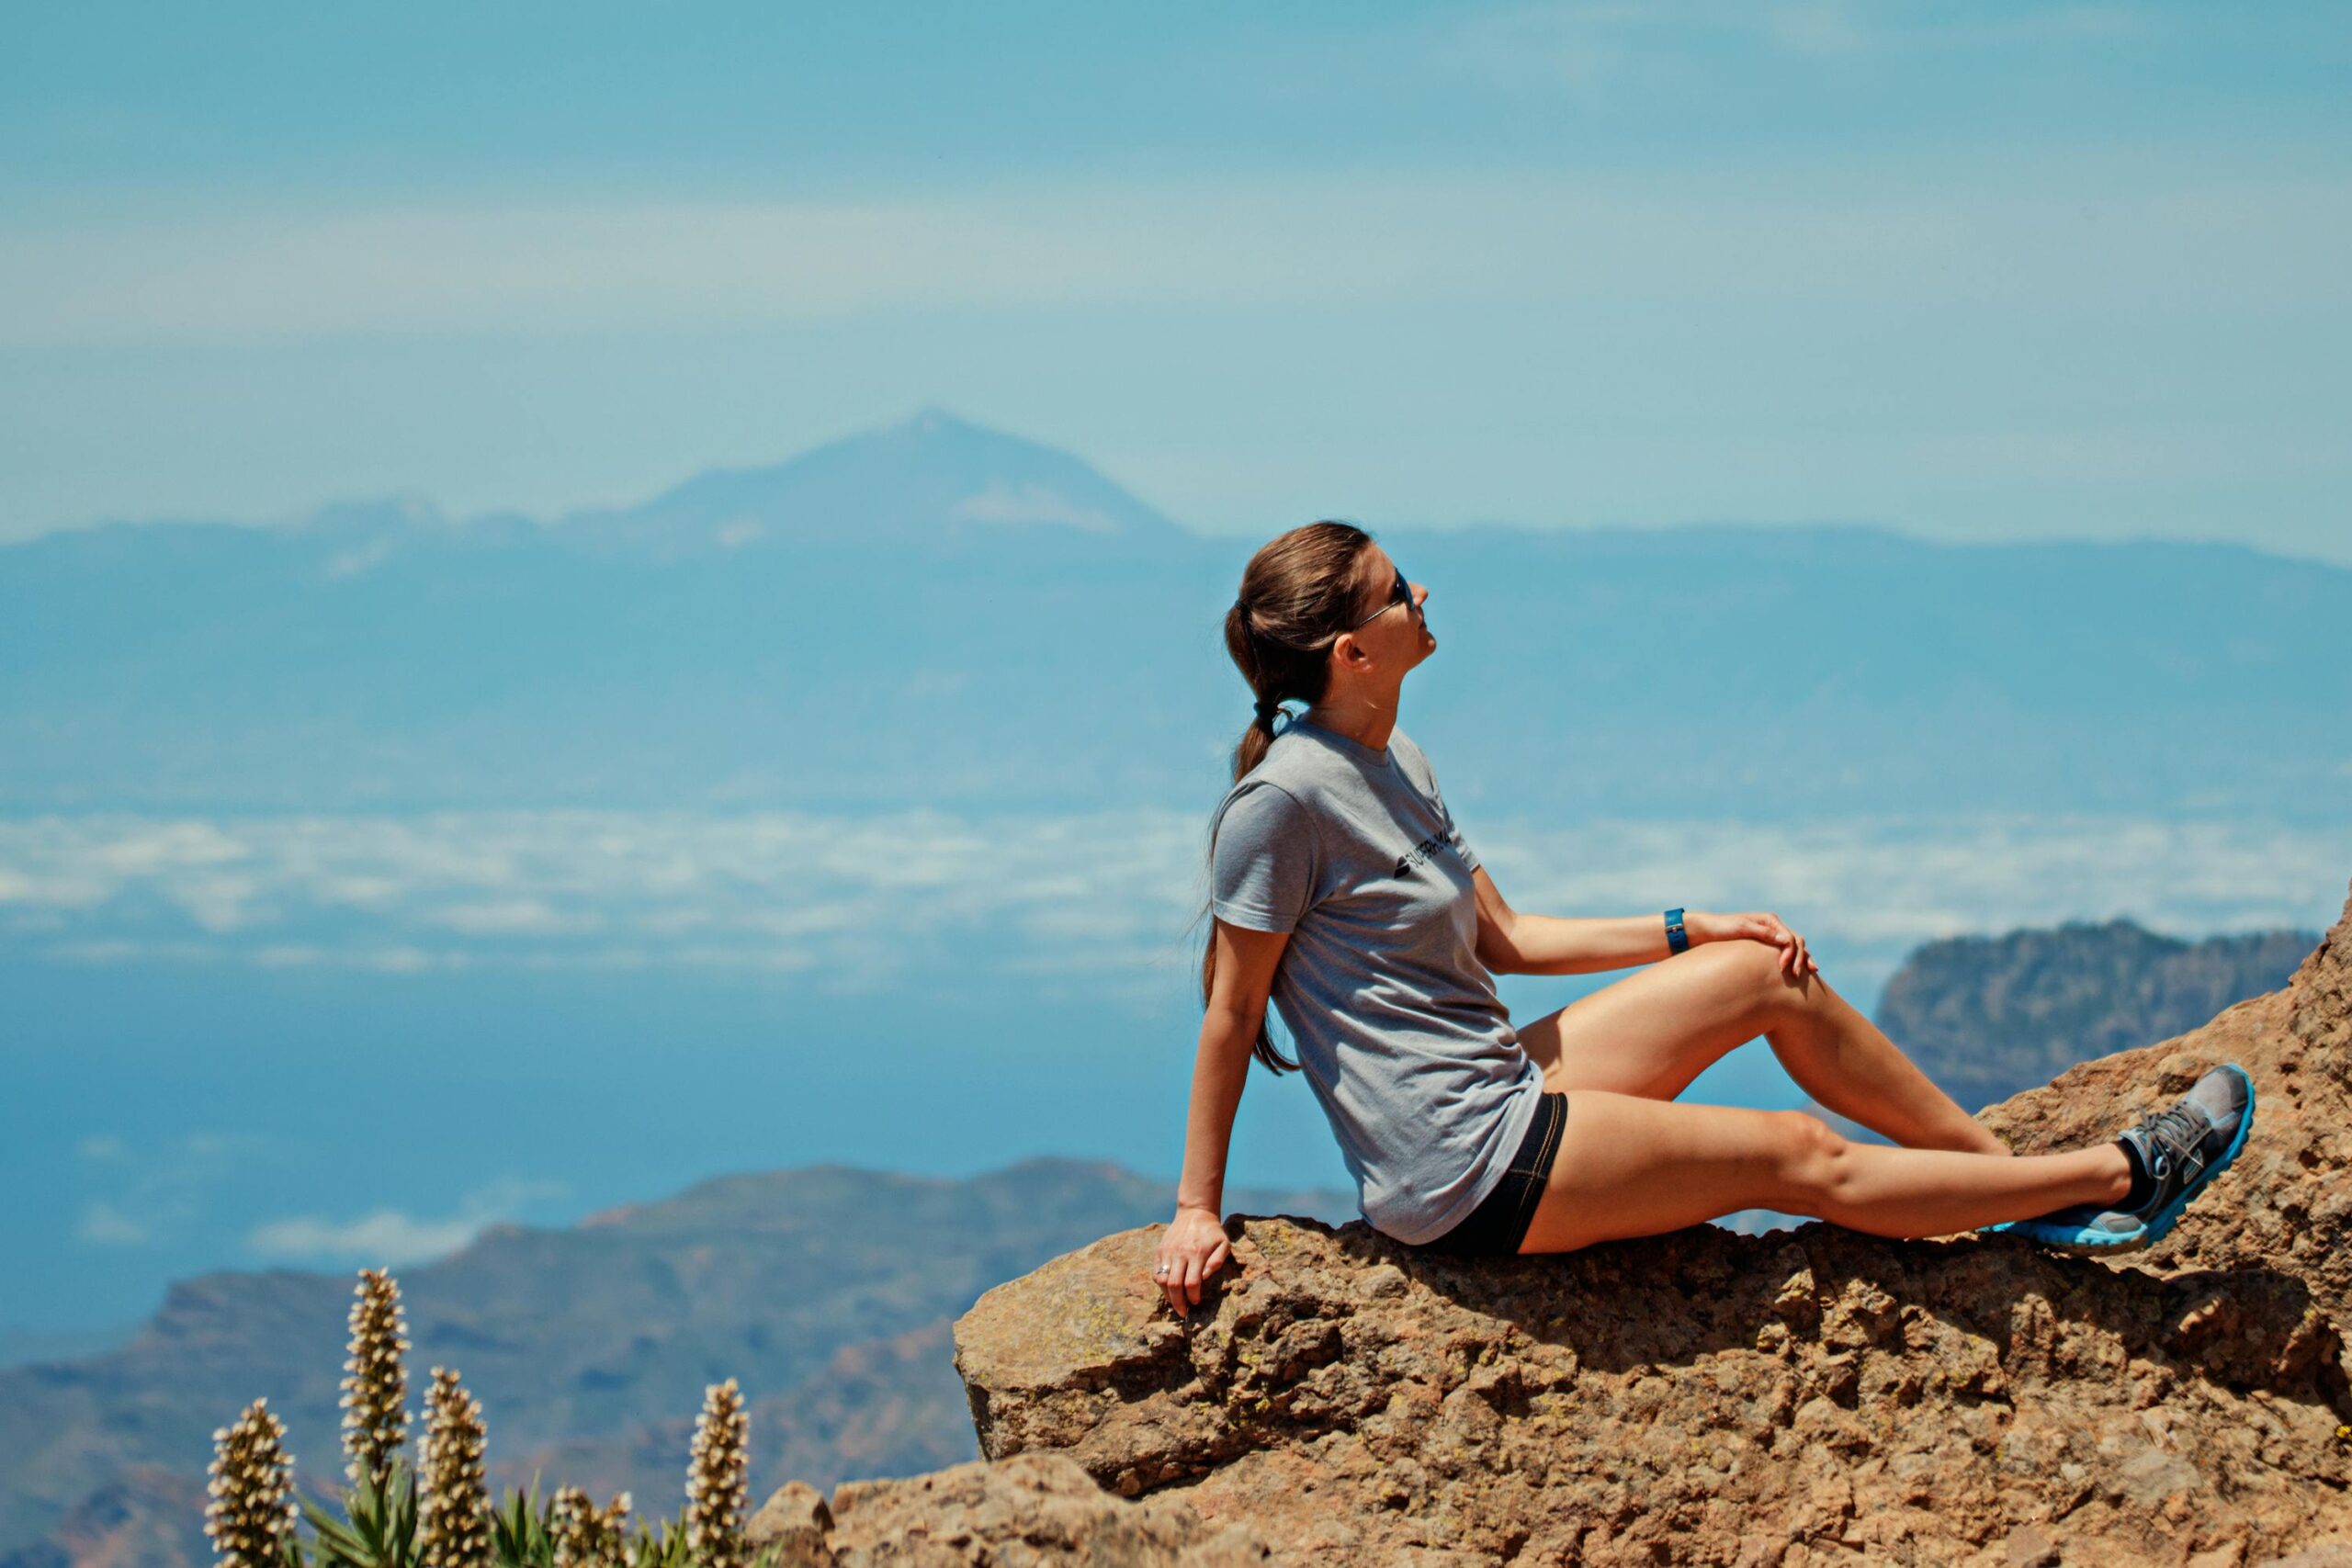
[1253,696,1283,728]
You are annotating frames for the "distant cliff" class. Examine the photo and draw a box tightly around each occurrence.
[1877,919,2315,1111]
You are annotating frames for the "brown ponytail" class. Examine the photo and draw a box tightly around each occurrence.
[1196,519,1379,1073]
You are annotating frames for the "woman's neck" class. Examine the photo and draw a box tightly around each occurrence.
[1301,695,1396,755]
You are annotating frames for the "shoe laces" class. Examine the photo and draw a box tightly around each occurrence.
[2132,1102,2206,1165]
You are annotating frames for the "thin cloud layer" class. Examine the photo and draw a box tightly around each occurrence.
[6,810,2343,998]
[3,162,2340,349]
[245,1176,571,1266]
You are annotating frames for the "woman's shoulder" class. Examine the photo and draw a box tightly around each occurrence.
[1219,748,1316,810]
[1215,736,1340,824]
[1209,771,1321,876]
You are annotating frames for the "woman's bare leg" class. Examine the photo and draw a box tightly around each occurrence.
[1518,1091,2131,1254]
[1513,938,2006,1155]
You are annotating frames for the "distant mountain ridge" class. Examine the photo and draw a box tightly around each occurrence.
[3,406,2346,819]
[1873,918,2317,1112]
[0,1156,1354,1568]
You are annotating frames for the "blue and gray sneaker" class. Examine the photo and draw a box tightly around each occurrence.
[1990,1062,2256,1254]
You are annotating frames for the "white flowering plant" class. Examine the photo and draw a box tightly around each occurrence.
[208,1269,792,1568]
[205,1398,305,1568]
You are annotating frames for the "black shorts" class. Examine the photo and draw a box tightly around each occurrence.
[1412,1089,1566,1258]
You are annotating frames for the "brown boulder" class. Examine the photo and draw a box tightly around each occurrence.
[747,1479,837,1567]
[949,880,2352,1567]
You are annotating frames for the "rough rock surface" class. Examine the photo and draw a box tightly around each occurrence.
[943,881,2352,1567]
[748,1451,1271,1566]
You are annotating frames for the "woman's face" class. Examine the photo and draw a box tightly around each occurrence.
[1347,544,1436,672]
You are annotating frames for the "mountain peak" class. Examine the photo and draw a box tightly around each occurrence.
[889,404,976,439]
[562,408,1191,558]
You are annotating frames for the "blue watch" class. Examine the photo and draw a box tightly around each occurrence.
[1664,908,1690,955]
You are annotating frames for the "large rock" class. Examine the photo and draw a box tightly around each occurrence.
[949,881,2352,1567]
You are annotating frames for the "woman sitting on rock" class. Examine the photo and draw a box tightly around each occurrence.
[1151,520,2254,1315]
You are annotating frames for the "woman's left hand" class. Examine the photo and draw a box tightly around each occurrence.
[1690,909,1817,979]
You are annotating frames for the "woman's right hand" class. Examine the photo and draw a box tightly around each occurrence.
[1153,1203,1233,1315]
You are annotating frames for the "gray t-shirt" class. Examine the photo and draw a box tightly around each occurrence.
[1208,716,1543,1245]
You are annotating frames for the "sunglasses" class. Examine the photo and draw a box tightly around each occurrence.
[1345,566,1418,632]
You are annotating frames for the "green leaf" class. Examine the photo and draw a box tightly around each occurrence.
[490,1478,560,1568]
[625,1517,694,1568]
[300,1462,419,1568]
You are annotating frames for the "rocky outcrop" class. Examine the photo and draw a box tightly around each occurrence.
[949,1216,2344,1565]
[943,881,2352,1567]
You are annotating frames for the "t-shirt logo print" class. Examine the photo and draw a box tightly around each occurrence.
[1394,832,1448,879]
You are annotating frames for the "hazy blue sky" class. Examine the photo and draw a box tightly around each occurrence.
[4,2,2348,558]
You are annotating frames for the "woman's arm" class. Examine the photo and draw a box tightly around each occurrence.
[1159,919,1290,1314]
[1470,868,1815,978]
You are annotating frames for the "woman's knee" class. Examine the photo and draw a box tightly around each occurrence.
[1771,1110,1855,1207]
[1713,936,1815,1012]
